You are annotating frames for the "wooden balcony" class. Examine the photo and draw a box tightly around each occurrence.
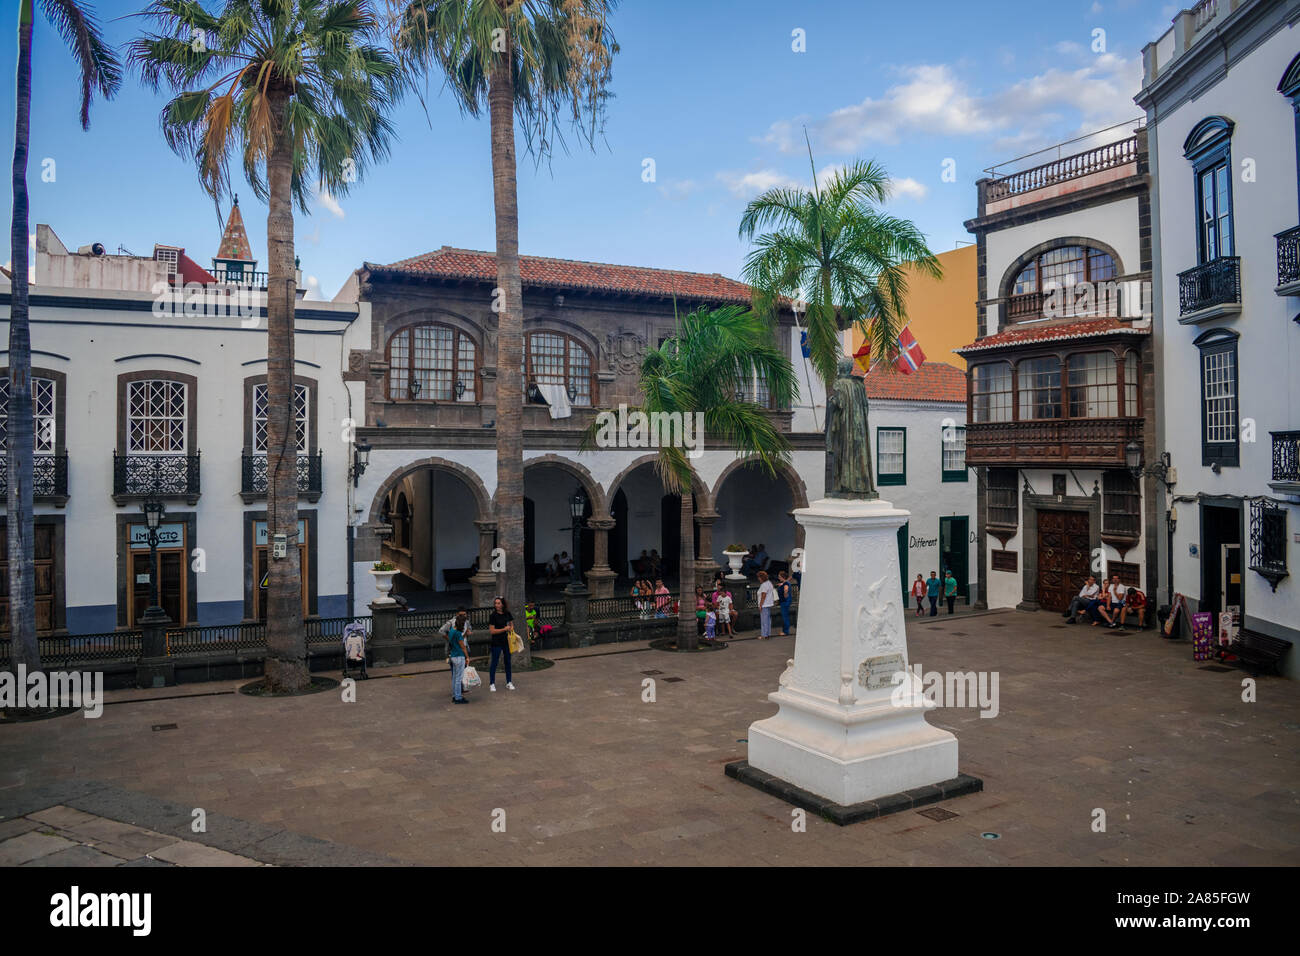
[965,417,1144,468]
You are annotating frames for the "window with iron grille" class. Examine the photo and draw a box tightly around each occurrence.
[253,383,309,453]
[525,331,595,407]
[876,428,906,485]
[0,377,56,452]
[1196,329,1238,466]
[971,362,1012,422]
[387,324,477,402]
[1249,499,1288,589]
[127,380,187,453]
[987,468,1018,529]
[941,426,967,482]
[1017,357,1062,420]
[1102,470,1140,538]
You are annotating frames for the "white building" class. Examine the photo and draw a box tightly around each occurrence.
[0,213,362,634]
[961,123,1158,612]
[1137,0,1300,675]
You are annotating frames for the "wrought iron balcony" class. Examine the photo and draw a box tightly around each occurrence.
[966,417,1143,468]
[1177,256,1240,317]
[0,454,68,502]
[1276,226,1300,290]
[112,452,201,504]
[240,451,323,503]
[1272,431,1300,484]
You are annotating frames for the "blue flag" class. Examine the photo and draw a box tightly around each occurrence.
[799,330,810,358]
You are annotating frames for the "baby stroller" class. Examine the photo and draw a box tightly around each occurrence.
[342,621,370,680]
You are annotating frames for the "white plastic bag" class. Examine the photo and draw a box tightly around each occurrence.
[462,665,482,689]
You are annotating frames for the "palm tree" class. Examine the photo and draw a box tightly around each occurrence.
[7,0,119,675]
[587,305,795,650]
[131,0,401,692]
[739,157,941,393]
[394,0,616,662]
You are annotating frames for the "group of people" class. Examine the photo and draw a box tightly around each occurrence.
[440,596,519,703]
[1063,574,1147,629]
[910,571,960,616]
[630,578,674,618]
[754,569,796,638]
[692,582,737,641]
[544,552,574,586]
[631,549,664,578]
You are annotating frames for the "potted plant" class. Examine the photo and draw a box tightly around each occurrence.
[722,543,749,581]
[370,561,398,605]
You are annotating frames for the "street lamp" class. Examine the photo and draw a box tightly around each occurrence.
[567,487,587,591]
[350,439,371,488]
[1127,443,1175,491]
[140,494,170,625]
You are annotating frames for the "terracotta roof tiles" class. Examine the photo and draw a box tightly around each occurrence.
[862,361,967,404]
[956,317,1149,354]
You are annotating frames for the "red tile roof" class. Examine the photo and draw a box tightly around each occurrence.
[862,361,966,404]
[955,317,1149,354]
[367,246,756,304]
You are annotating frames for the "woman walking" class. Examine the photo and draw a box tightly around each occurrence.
[757,570,775,639]
[487,596,516,692]
[776,570,794,636]
[911,574,926,616]
[446,611,470,704]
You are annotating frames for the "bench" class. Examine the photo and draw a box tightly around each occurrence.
[442,567,475,588]
[1221,629,1292,676]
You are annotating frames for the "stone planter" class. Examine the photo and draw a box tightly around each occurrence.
[369,568,398,605]
[723,550,748,582]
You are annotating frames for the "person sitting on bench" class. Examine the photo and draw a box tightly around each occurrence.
[1121,586,1147,628]
[1064,576,1101,624]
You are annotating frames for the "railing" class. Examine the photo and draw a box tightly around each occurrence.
[1006,292,1047,320]
[966,417,1144,467]
[1273,431,1300,483]
[536,601,564,626]
[211,267,269,289]
[304,615,370,645]
[1277,226,1300,287]
[241,451,322,499]
[1178,256,1240,315]
[0,629,142,668]
[1193,0,1219,31]
[164,621,265,655]
[113,452,201,498]
[0,453,68,498]
[590,593,680,622]
[986,136,1138,202]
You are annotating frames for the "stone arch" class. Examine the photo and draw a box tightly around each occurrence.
[367,455,493,525]
[711,457,810,513]
[996,236,1128,301]
[515,454,607,517]
[603,452,712,515]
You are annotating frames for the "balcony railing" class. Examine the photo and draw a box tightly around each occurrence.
[211,266,269,289]
[1272,431,1300,483]
[1006,291,1047,320]
[1178,256,1240,316]
[985,136,1138,203]
[0,453,68,500]
[1277,226,1300,288]
[241,451,323,502]
[966,417,1143,468]
[112,452,201,501]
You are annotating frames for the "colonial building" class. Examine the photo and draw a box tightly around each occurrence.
[860,361,977,603]
[337,247,830,614]
[0,216,360,634]
[1136,0,1299,675]
[959,123,1158,612]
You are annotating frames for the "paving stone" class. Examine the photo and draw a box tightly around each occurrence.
[150,840,262,867]
[28,805,102,829]
[21,844,124,867]
[0,830,78,865]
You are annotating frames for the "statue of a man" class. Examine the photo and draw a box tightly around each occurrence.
[825,357,877,499]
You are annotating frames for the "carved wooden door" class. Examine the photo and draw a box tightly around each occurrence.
[1037,510,1091,611]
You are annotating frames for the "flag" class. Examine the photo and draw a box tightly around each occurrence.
[895,326,925,374]
[799,330,810,358]
[852,341,871,374]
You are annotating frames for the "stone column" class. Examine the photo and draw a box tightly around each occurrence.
[694,509,720,588]
[369,601,404,666]
[470,519,498,608]
[585,515,617,598]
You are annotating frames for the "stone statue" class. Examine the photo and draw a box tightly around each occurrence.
[825,356,877,499]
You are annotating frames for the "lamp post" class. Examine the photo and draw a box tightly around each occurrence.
[350,439,371,488]
[567,487,587,591]
[140,494,169,625]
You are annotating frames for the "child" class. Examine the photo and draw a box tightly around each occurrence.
[524,603,539,647]
[704,604,718,641]
[716,589,735,635]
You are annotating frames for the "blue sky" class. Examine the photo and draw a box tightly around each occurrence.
[3,0,1176,299]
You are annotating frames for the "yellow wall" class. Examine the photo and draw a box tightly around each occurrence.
[849,244,977,371]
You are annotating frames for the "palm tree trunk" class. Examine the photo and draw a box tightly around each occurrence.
[488,32,529,663]
[676,491,697,650]
[6,0,39,674]
[262,84,307,692]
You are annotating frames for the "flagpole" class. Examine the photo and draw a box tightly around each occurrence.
[792,303,820,431]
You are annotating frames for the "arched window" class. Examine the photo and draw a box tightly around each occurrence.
[1008,245,1119,320]
[971,362,1012,422]
[524,331,596,407]
[387,324,477,402]
[1017,357,1062,420]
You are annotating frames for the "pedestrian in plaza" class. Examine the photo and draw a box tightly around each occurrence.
[487,596,516,692]
[704,604,718,642]
[776,569,794,636]
[438,605,471,641]
[944,569,958,615]
[1064,576,1101,624]
[714,584,736,636]
[926,571,941,617]
[654,578,671,618]
[911,574,926,616]
[446,611,470,704]
[757,570,775,639]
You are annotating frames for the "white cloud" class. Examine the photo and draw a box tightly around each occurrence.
[317,186,344,219]
[891,177,928,200]
[717,168,801,199]
[304,274,320,300]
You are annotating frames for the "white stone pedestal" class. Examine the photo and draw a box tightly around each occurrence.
[746,497,958,807]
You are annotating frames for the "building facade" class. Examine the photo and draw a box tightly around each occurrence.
[960,124,1158,613]
[1137,0,1300,675]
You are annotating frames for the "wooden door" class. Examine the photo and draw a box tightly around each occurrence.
[1036,510,1091,612]
[1,524,56,633]
[129,549,186,626]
